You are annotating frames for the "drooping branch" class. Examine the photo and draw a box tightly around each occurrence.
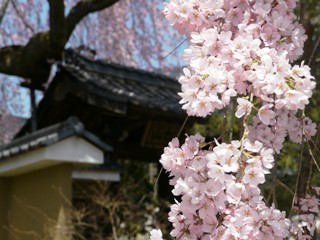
[295,2,317,199]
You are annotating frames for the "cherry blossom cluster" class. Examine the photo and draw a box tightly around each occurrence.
[165,0,315,118]
[151,0,319,239]
[248,110,317,153]
[152,135,290,239]
[164,0,305,60]
[290,188,320,239]
[178,30,315,118]
[163,0,317,165]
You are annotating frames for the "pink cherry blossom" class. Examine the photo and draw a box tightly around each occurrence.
[236,98,253,118]
[226,182,245,204]
[243,166,266,186]
[150,229,164,240]
[258,104,276,125]
[151,0,319,239]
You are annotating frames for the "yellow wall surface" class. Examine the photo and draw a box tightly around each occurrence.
[0,178,10,239]
[0,164,72,240]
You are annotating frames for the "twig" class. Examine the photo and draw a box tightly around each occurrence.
[307,141,320,171]
[229,99,236,141]
[0,0,10,26]
[306,139,320,171]
[11,0,35,33]
[290,136,305,216]
[177,115,189,138]
[153,167,162,200]
[162,38,188,60]
[271,158,278,208]
[220,107,228,142]
[299,0,305,24]
[154,116,189,198]
[276,179,294,196]
[306,150,313,194]
[308,35,320,66]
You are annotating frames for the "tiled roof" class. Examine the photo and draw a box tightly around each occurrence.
[0,117,113,160]
[13,49,189,161]
[61,49,183,115]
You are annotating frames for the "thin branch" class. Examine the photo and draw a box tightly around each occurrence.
[290,137,305,216]
[161,38,188,60]
[299,0,303,23]
[271,159,278,208]
[153,167,162,200]
[307,141,320,172]
[267,188,272,204]
[220,107,228,142]
[305,138,320,172]
[11,0,35,33]
[0,0,10,26]
[229,99,236,141]
[154,115,189,199]
[66,0,119,40]
[306,150,313,194]
[308,35,320,66]
[239,93,253,142]
[177,116,189,138]
[276,179,294,196]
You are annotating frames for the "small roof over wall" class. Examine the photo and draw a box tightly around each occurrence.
[16,50,191,162]
[0,117,117,179]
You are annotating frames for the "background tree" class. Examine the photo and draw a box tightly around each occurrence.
[0,0,185,117]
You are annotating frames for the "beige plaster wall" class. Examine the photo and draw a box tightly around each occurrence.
[2,164,72,240]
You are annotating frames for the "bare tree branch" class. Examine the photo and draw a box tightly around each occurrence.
[0,45,24,76]
[66,0,119,40]
[48,0,65,60]
[0,32,51,87]
[0,0,120,88]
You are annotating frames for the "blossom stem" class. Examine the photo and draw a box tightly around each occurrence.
[271,158,278,208]
[229,99,236,141]
[177,116,189,138]
[290,139,305,216]
[220,107,228,142]
[306,140,320,172]
[276,179,294,196]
